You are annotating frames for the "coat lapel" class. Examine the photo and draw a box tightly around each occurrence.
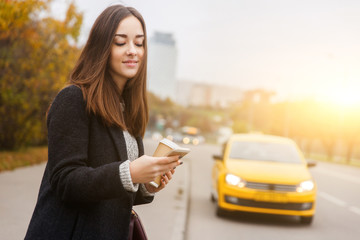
[107,125,144,161]
[107,125,128,162]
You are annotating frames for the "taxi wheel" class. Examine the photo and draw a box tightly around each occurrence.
[210,193,216,203]
[216,206,227,218]
[300,216,313,225]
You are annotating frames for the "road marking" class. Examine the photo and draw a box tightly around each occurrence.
[319,192,360,217]
[313,167,360,185]
[349,206,360,216]
[318,191,347,207]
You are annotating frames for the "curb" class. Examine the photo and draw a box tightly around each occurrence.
[170,161,191,240]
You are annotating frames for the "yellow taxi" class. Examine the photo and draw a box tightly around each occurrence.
[211,133,316,224]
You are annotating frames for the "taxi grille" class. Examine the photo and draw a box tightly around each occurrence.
[225,196,313,211]
[246,182,297,192]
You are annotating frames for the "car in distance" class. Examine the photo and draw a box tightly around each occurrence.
[168,126,204,145]
[211,133,317,224]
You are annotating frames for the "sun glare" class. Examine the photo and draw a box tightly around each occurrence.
[317,85,360,109]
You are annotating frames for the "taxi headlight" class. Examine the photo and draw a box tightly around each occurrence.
[225,174,246,188]
[296,180,315,192]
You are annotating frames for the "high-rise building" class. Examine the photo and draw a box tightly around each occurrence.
[147,31,177,100]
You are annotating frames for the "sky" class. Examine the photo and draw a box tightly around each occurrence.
[51,0,360,103]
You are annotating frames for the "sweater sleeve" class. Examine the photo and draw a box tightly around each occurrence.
[119,160,139,192]
[47,86,131,203]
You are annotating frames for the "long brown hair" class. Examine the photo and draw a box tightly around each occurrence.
[69,5,148,137]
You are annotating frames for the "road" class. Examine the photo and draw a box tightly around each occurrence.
[186,143,360,240]
[1,141,359,240]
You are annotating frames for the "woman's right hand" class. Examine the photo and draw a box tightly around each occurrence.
[129,155,182,184]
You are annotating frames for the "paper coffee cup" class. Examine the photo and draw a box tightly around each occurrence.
[149,141,173,188]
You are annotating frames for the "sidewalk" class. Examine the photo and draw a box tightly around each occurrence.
[134,160,190,240]
[0,139,190,240]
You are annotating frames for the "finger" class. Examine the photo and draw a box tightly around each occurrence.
[165,171,172,180]
[169,160,182,169]
[173,160,183,169]
[158,160,182,174]
[157,155,180,165]
[162,175,170,184]
[170,169,175,174]
[159,179,166,189]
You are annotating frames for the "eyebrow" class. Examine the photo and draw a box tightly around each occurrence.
[114,34,144,38]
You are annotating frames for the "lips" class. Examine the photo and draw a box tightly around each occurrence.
[123,60,138,67]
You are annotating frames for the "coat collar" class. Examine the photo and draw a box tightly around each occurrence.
[107,125,144,161]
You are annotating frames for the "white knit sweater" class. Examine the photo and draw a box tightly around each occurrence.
[119,131,154,196]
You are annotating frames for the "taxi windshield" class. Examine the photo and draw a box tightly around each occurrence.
[229,141,302,163]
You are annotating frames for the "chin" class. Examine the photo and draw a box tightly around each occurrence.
[122,69,139,78]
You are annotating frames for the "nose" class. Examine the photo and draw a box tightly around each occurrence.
[126,43,137,56]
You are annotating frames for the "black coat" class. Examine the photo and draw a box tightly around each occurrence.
[25,85,153,240]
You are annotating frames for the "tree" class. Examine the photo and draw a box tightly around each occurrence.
[316,105,342,161]
[339,109,360,163]
[0,0,83,149]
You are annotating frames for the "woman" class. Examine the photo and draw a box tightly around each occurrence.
[25,5,181,240]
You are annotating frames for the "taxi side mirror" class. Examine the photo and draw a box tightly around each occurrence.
[306,159,317,167]
[213,154,223,161]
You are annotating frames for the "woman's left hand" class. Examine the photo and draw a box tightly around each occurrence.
[144,169,175,193]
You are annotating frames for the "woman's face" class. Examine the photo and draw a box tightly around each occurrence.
[109,16,145,86]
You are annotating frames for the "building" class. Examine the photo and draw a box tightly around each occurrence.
[147,31,177,100]
[176,80,243,108]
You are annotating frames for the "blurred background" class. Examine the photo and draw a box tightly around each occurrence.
[1,1,360,239]
[2,0,360,165]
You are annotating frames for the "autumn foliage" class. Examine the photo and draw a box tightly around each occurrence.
[0,0,83,150]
